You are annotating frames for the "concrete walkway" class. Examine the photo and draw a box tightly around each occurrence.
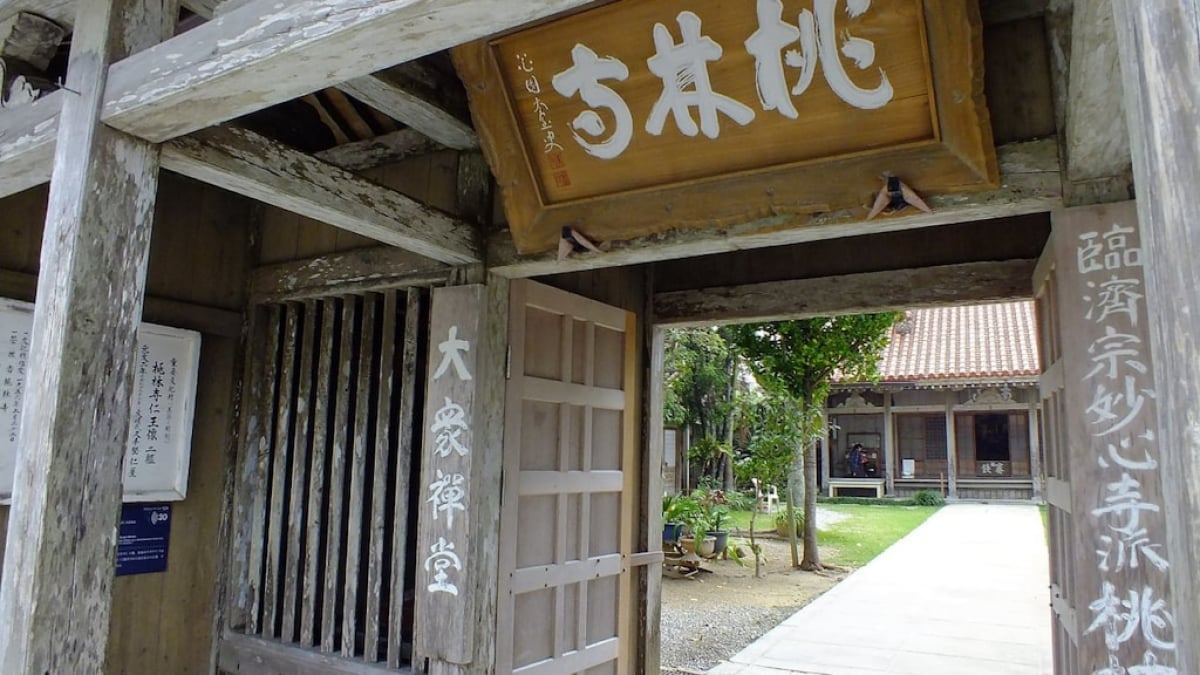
[709,503,1052,675]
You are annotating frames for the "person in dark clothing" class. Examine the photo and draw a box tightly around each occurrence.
[849,443,866,478]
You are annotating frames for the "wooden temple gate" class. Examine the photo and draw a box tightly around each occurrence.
[0,1,1196,674]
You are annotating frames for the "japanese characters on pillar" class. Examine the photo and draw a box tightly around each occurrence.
[1055,203,1180,675]
[454,0,997,253]
[0,298,201,503]
[415,286,484,665]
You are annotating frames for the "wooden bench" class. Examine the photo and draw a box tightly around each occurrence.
[827,478,886,499]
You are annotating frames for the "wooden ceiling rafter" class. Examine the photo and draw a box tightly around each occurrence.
[161,125,481,264]
[339,66,478,151]
[321,88,376,141]
[314,128,441,172]
[300,93,351,146]
[181,0,478,153]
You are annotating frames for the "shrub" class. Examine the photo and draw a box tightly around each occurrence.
[774,509,804,537]
[911,490,945,506]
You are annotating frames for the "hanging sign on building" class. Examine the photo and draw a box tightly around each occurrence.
[415,285,484,665]
[1055,202,1180,674]
[0,297,202,503]
[454,0,998,254]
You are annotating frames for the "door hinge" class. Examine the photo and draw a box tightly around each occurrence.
[505,344,512,380]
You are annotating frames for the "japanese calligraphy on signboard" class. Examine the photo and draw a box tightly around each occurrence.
[415,286,484,664]
[0,297,201,503]
[454,0,997,253]
[1055,202,1180,674]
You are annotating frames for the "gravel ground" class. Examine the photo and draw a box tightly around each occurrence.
[660,508,850,674]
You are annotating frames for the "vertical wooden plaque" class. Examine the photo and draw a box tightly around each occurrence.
[1055,202,1180,673]
[415,285,484,665]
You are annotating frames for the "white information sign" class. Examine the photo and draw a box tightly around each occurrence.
[0,297,201,503]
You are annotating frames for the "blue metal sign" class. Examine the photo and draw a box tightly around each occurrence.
[116,503,171,577]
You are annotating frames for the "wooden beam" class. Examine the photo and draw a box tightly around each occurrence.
[653,259,1037,327]
[314,128,440,171]
[642,326,665,674]
[100,0,598,143]
[218,632,400,675]
[340,68,478,150]
[456,151,493,226]
[1065,0,1130,185]
[3,0,587,197]
[0,90,60,198]
[159,125,481,264]
[0,107,475,260]
[177,1,476,150]
[0,0,172,671]
[1113,1,1200,671]
[491,139,1063,278]
[249,246,449,304]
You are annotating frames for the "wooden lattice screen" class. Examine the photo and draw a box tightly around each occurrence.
[224,289,426,673]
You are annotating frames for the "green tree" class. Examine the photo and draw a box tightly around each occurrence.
[727,314,899,570]
[663,328,739,488]
[733,391,800,489]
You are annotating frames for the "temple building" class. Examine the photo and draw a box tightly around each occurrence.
[825,301,1043,501]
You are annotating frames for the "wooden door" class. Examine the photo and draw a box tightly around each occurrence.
[1034,234,1080,674]
[496,280,638,675]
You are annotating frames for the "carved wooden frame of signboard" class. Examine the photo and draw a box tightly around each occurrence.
[454,0,998,254]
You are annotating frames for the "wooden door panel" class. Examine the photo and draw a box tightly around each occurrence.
[498,280,637,675]
[1036,234,1082,674]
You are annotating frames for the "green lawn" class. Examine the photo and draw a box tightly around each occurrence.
[722,503,940,568]
[819,504,940,567]
[724,508,783,533]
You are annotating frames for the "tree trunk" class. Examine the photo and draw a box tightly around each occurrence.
[723,413,736,493]
[801,439,822,570]
[786,446,803,568]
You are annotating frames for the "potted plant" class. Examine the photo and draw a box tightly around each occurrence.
[679,506,715,557]
[662,494,687,545]
[775,509,804,538]
[705,504,730,557]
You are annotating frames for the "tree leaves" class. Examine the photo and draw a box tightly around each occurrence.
[725,313,900,407]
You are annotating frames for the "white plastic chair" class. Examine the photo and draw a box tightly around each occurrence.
[758,484,780,513]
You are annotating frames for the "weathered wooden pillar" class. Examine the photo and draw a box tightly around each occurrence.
[1027,402,1043,503]
[1112,2,1200,670]
[883,392,896,495]
[944,400,958,499]
[0,1,173,672]
[643,327,666,674]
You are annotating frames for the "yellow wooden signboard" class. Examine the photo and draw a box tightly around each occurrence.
[454,0,997,254]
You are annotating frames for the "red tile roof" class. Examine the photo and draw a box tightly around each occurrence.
[873,301,1041,384]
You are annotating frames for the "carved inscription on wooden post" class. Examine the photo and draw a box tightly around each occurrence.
[415,285,484,665]
[1055,202,1180,674]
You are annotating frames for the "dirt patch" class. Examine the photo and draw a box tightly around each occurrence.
[660,535,846,674]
